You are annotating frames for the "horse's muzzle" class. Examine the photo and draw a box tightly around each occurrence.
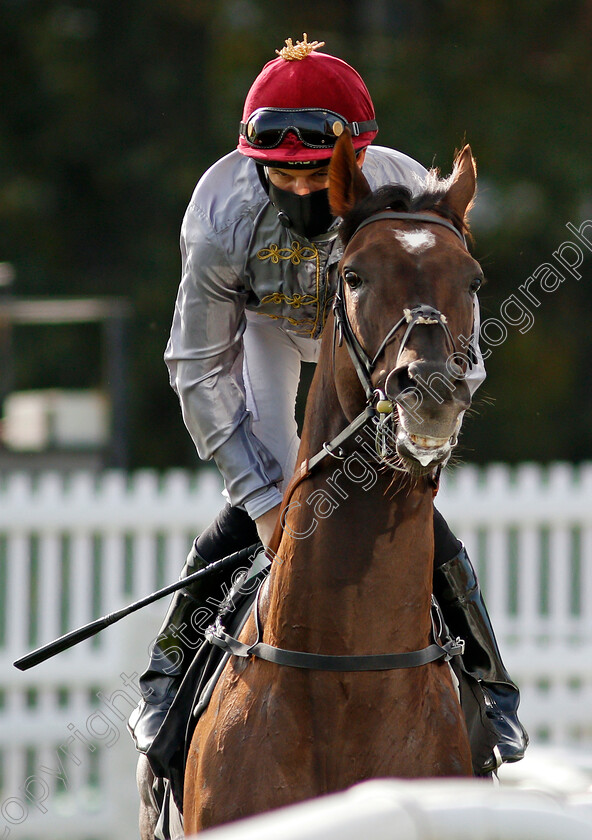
[384,359,470,473]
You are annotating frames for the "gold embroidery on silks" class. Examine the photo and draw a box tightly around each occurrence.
[259,292,316,309]
[256,241,317,265]
[255,240,324,337]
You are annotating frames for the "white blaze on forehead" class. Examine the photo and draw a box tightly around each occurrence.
[393,228,436,254]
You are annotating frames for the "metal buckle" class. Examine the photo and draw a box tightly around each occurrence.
[445,636,465,661]
[322,442,346,460]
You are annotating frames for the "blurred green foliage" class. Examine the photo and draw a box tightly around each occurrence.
[1,0,591,467]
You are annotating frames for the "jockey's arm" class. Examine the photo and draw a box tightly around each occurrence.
[165,199,284,522]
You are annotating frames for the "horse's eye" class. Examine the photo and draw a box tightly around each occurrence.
[344,270,362,289]
[469,276,483,294]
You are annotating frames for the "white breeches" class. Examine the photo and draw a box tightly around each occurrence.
[243,310,320,492]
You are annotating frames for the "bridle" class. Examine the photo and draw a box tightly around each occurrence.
[206,210,468,673]
[333,211,467,406]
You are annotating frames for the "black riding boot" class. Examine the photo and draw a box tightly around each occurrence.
[128,505,258,753]
[433,511,529,773]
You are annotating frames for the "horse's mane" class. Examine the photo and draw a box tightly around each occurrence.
[339,174,470,246]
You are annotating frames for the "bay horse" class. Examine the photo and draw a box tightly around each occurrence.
[182,133,481,832]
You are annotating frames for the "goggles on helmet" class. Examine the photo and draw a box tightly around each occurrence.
[239,107,378,151]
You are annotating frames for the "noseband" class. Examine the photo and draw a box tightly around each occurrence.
[333,211,467,405]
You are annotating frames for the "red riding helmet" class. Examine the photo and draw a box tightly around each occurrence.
[238,35,378,166]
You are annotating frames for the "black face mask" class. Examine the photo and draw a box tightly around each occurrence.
[267,182,335,240]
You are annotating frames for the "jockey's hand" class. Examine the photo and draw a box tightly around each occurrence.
[255,504,281,548]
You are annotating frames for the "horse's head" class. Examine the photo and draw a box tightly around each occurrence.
[328,132,482,476]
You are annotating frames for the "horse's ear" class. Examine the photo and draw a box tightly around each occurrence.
[329,128,372,217]
[445,144,477,222]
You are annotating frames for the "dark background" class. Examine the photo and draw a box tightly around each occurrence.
[2,0,591,469]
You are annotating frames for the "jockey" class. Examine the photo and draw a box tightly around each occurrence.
[129,35,528,775]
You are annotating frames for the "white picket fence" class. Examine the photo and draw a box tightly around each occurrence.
[0,463,591,840]
[0,468,224,840]
[437,462,592,748]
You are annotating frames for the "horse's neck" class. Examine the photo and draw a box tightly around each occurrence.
[263,365,435,655]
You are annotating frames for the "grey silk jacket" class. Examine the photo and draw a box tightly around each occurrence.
[165,146,484,514]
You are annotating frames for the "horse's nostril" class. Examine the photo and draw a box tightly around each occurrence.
[385,360,468,404]
[448,362,464,380]
[385,366,414,399]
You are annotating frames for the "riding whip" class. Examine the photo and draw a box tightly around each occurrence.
[13,542,262,671]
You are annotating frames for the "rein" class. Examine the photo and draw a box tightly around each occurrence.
[207,210,467,673]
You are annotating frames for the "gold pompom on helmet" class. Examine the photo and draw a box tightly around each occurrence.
[238,34,378,167]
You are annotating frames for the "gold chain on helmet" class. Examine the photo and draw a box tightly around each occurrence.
[276,33,325,61]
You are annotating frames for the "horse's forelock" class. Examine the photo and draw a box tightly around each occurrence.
[338,175,469,245]
[339,185,412,245]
